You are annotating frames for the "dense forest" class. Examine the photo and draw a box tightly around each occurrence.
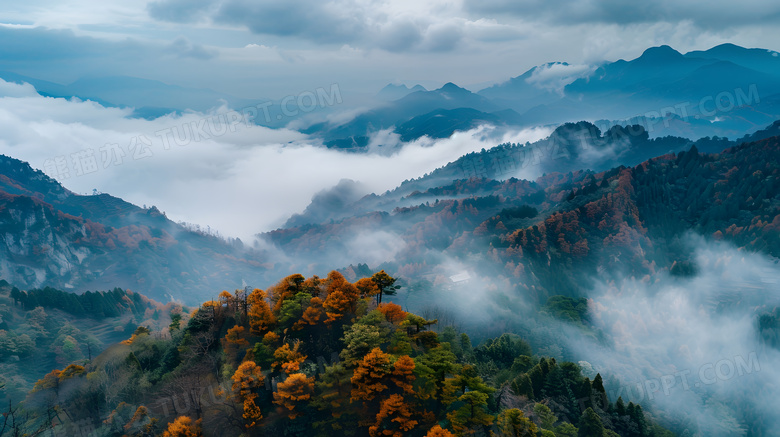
[1,127,778,436]
[0,281,177,409]
[264,134,780,309]
[0,271,674,436]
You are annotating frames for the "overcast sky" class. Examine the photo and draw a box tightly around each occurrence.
[2,0,779,98]
[1,1,779,239]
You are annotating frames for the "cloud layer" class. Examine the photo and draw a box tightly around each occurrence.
[567,236,780,434]
[0,79,549,240]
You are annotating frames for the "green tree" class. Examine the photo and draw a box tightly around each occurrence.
[534,403,558,430]
[371,271,400,305]
[496,408,537,436]
[446,391,493,434]
[512,374,534,399]
[340,323,385,366]
[169,313,182,331]
[416,344,460,402]
[577,407,604,437]
[555,422,578,437]
[475,334,532,368]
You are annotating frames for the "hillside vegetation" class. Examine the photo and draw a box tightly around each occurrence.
[0,271,672,437]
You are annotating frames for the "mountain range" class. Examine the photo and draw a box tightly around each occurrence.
[314,44,780,148]
[1,117,778,435]
[3,44,779,148]
[1,115,778,308]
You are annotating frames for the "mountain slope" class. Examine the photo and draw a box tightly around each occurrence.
[0,155,269,304]
[263,129,780,304]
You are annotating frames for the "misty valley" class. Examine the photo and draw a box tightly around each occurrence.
[1,7,780,437]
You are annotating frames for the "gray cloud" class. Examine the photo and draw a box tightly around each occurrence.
[375,20,424,52]
[466,0,780,29]
[147,0,216,23]
[215,0,368,44]
[422,23,464,52]
[166,36,218,59]
[0,26,140,62]
[0,78,550,240]
[146,0,468,52]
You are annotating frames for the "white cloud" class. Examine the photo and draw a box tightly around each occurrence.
[0,79,549,241]
[525,62,597,95]
[566,236,780,433]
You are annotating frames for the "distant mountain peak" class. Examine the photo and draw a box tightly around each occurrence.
[639,45,684,61]
[711,42,743,51]
[379,83,411,92]
[375,83,427,101]
[439,82,466,92]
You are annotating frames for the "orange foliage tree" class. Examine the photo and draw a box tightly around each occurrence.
[351,347,391,402]
[222,325,250,363]
[377,302,407,324]
[426,425,455,437]
[300,296,325,326]
[323,271,360,324]
[231,361,265,429]
[391,355,416,394]
[355,277,380,299]
[162,416,203,437]
[273,341,307,374]
[248,289,276,335]
[369,394,418,437]
[273,373,315,419]
[269,274,306,312]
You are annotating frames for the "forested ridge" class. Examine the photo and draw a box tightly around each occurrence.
[264,134,780,309]
[0,271,673,437]
[0,127,778,436]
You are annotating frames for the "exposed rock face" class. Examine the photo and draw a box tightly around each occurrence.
[495,385,527,411]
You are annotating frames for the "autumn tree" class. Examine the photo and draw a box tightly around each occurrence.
[222,325,250,364]
[370,394,418,437]
[322,271,360,325]
[378,302,407,324]
[231,361,265,430]
[248,289,276,336]
[124,405,158,435]
[269,274,306,312]
[273,341,307,374]
[162,416,203,437]
[355,277,380,299]
[300,296,325,327]
[218,290,233,308]
[59,364,86,381]
[351,347,391,402]
[426,425,455,437]
[274,373,315,419]
[391,355,416,394]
